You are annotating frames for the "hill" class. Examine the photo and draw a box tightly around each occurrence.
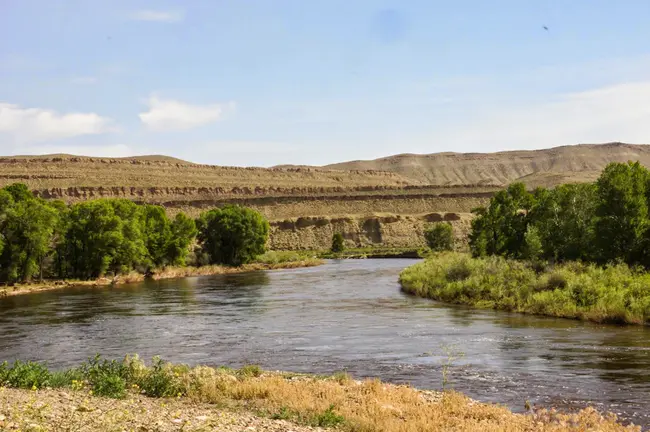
[325,142,650,187]
[2,142,648,251]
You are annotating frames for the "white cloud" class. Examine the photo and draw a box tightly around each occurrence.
[18,144,135,158]
[128,9,184,23]
[434,80,650,152]
[0,103,117,143]
[139,96,232,131]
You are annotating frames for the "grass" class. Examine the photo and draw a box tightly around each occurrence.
[399,252,650,325]
[318,246,424,259]
[0,254,324,297]
[0,354,639,431]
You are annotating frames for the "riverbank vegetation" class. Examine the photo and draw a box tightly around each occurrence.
[401,161,650,325]
[0,183,324,291]
[0,355,637,431]
[400,252,650,325]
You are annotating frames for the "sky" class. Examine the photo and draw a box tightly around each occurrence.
[1,0,650,167]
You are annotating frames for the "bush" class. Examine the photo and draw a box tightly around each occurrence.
[312,404,346,427]
[331,233,345,253]
[136,356,184,398]
[80,355,128,398]
[0,360,52,389]
[197,205,270,266]
[399,252,650,325]
[424,223,454,252]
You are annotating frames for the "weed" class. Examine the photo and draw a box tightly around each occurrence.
[271,406,293,420]
[80,354,128,398]
[239,365,262,378]
[311,404,346,427]
[137,356,184,398]
[439,344,465,391]
[0,360,51,389]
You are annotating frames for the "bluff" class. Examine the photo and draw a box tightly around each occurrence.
[3,143,648,250]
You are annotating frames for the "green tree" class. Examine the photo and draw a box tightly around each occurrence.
[167,212,197,266]
[469,183,534,258]
[529,183,597,262]
[594,161,649,265]
[522,225,543,261]
[331,232,345,253]
[424,222,454,252]
[197,205,269,266]
[142,205,173,267]
[61,200,147,279]
[0,184,60,282]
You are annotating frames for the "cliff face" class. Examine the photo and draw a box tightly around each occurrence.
[9,144,643,251]
[268,214,472,251]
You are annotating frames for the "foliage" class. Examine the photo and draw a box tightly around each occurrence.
[469,162,650,269]
[142,206,197,268]
[134,356,184,398]
[80,354,128,398]
[400,252,650,325]
[0,183,199,281]
[594,161,650,266]
[469,183,534,259]
[330,232,345,253]
[197,205,270,266]
[424,222,454,252]
[311,404,346,427]
[0,185,60,283]
[0,360,52,389]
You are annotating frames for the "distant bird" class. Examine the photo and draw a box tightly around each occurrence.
[543,26,549,31]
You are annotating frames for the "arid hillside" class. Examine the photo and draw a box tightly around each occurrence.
[325,142,650,187]
[3,143,648,250]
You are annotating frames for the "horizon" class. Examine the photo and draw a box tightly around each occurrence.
[2,1,650,167]
[2,141,645,168]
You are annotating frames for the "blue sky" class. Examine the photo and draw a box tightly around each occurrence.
[1,0,650,166]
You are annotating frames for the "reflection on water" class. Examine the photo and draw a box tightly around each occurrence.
[1,259,649,427]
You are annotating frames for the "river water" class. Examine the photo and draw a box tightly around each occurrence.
[1,259,649,427]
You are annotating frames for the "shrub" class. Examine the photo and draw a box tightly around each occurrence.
[136,356,184,398]
[331,233,345,253]
[48,368,84,388]
[399,252,650,325]
[239,364,262,378]
[445,259,472,282]
[80,355,128,398]
[311,404,346,427]
[425,223,454,252]
[0,360,51,389]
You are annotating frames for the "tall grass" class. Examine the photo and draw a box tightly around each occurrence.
[0,354,637,431]
[399,253,650,325]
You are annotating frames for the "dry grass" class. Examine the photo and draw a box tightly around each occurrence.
[0,258,324,298]
[0,360,638,432]
[0,387,325,432]
[181,367,637,432]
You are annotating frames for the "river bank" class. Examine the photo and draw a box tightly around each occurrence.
[0,357,637,431]
[399,252,650,326]
[0,257,324,298]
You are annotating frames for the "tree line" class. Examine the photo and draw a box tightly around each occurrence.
[469,161,650,267]
[0,183,269,283]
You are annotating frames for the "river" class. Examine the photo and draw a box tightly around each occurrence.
[1,259,649,428]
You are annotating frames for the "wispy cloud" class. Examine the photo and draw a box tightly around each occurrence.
[139,95,233,132]
[128,9,184,23]
[434,80,650,152]
[0,102,117,143]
